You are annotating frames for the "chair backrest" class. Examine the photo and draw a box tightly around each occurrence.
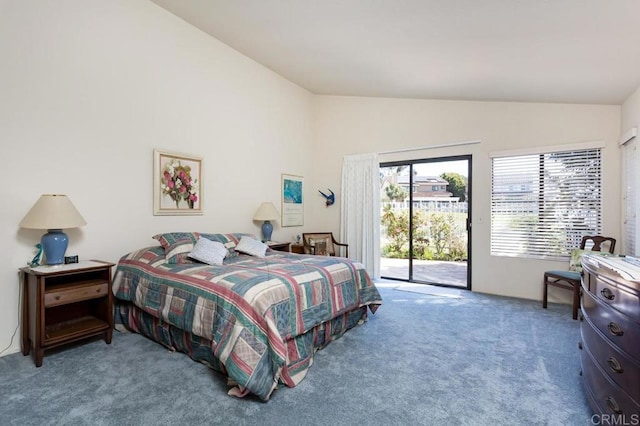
[302,233,336,256]
[580,236,616,254]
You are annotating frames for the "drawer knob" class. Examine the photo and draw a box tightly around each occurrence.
[55,296,61,300]
[608,322,624,337]
[605,396,623,415]
[96,288,101,293]
[607,357,624,374]
[600,287,615,301]
[578,341,583,350]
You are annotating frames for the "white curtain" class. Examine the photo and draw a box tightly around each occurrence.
[340,153,380,278]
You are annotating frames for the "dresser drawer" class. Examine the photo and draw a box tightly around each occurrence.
[592,274,640,321]
[582,289,640,358]
[581,345,640,416]
[45,282,109,307]
[581,319,640,403]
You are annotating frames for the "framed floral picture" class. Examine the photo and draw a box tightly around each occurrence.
[153,149,203,215]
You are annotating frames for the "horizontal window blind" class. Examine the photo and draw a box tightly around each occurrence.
[623,138,637,256]
[491,148,602,258]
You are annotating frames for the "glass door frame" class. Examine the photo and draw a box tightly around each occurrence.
[380,154,472,290]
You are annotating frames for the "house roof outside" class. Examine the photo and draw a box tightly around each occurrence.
[397,176,449,185]
[395,175,454,200]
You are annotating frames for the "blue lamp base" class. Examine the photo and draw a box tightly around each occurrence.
[41,229,68,265]
[261,221,273,242]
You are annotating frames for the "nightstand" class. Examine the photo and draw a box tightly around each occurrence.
[20,260,115,367]
[291,244,305,254]
[267,242,290,252]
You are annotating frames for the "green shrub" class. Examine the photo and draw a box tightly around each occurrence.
[381,206,467,261]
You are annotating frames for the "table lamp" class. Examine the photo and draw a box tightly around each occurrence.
[253,202,279,242]
[19,194,87,265]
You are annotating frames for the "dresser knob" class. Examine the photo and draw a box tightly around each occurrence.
[608,322,624,337]
[578,341,583,350]
[605,396,623,414]
[600,287,615,301]
[607,357,624,374]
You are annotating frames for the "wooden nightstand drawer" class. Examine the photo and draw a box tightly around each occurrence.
[291,244,305,254]
[267,242,290,252]
[45,281,109,307]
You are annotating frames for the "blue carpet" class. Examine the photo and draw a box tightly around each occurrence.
[0,285,592,425]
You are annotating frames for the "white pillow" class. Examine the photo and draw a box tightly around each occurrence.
[235,236,268,258]
[188,237,228,265]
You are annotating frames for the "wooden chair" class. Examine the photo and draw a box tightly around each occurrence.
[543,235,616,319]
[302,233,348,258]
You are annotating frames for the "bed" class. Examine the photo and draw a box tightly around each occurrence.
[112,232,382,400]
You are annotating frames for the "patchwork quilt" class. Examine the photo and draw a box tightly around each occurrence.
[113,244,382,400]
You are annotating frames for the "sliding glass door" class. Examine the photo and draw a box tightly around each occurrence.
[380,155,471,289]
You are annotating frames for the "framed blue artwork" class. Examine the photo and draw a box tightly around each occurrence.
[281,173,303,226]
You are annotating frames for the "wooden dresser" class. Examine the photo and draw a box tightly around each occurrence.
[579,254,640,418]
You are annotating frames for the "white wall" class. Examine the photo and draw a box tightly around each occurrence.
[622,86,640,131]
[310,96,621,301]
[0,0,313,356]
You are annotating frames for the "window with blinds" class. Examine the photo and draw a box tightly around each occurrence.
[491,148,602,259]
[623,138,637,256]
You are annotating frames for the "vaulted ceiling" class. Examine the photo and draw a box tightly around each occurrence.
[150,0,640,105]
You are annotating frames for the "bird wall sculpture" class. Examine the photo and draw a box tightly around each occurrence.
[318,189,335,206]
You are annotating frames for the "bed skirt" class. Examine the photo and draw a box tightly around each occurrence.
[114,301,370,398]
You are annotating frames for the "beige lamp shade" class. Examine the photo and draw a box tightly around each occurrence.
[19,194,87,230]
[253,202,280,221]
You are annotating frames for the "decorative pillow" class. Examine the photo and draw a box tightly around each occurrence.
[153,232,256,262]
[164,238,197,264]
[188,237,228,266]
[569,249,587,273]
[153,232,200,249]
[153,233,202,264]
[200,233,256,258]
[235,236,268,258]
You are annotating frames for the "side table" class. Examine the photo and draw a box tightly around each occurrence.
[20,260,115,367]
[291,244,306,254]
[267,242,291,252]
